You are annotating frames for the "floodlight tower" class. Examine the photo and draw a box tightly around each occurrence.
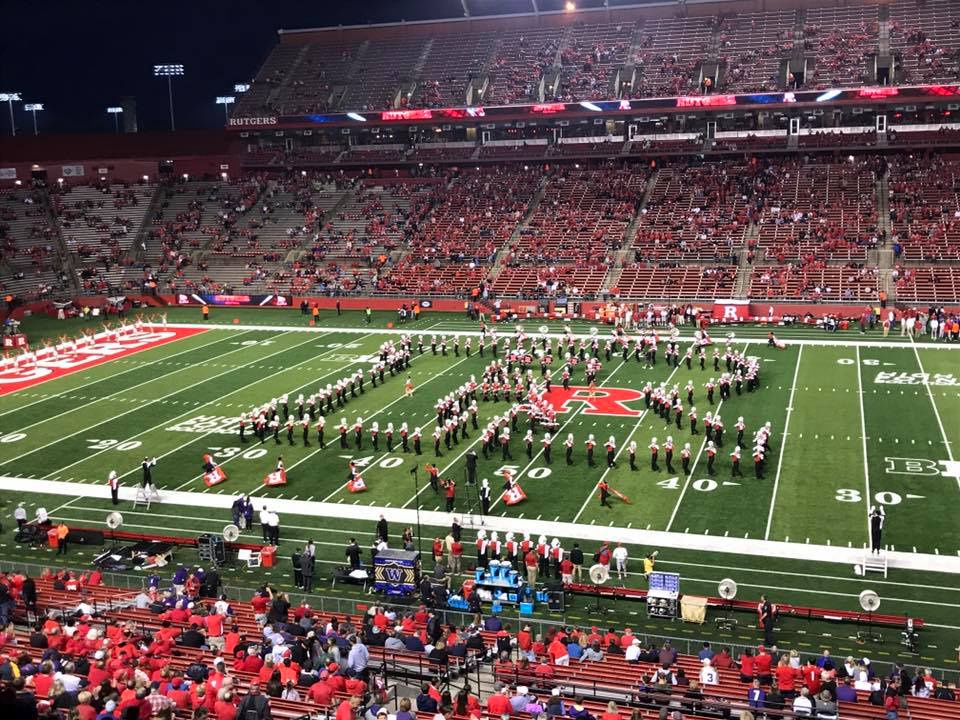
[153,64,184,131]
[106,106,123,133]
[24,103,43,135]
[0,92,21,136]
[215,96,235,123]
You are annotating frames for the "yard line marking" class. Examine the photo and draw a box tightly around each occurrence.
[571,349,692,524]
[910,338,957,491]
[37,331,322,479]
[855,346,873,541]
[1,332,291,469]
[0,330,243,418]
[666,342,749,532]
[273,349,477,502]
[764,344,802,540]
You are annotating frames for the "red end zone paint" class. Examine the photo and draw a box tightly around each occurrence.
[0,328,206,396]
[529,386,645,417]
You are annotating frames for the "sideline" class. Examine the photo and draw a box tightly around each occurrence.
[2,475,958,576]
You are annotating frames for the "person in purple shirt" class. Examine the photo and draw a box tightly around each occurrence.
[747,679,766,709]
[835,677,858,703]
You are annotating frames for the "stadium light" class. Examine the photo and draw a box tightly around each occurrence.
[23,103,43,136]
[0,92,21,136]
[234,83,250,93]
[153,64,185,131]
[565,1,576,11]
[215,96,236,123]
[106,106,123,133]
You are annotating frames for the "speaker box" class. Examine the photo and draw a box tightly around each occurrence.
[547,590,565,612]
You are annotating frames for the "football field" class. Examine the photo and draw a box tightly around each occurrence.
[2,307,960,665]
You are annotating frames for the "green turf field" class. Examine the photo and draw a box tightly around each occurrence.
[2,307,959,666]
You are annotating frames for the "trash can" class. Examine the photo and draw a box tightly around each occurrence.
[47,528,59,549]
[261,545,276,568]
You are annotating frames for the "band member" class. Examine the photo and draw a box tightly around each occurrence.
[598,479,611,508]
[735,416,746,446]
[285,417,295,446]
[753,445,765,479]
[681,443,692,474]
[239,413,247,443]
[664,436,675,473]
[565,433,575,465]
[385,423,394,452]
[730,445,743,476]
[315,416,325,448]
[412,426,422,455]
[628,441,637,470]
[338,418,348,448]
[354,417,364,450]
[444,477,456,512]
[301,416,311,446]
[141,457,157,490]
[605,436,617,468]
[433,426,443,457]
[542,433,553,464]
[706,441,717,475]
[524,430,534,459]
[649,437,660,471]
[869,505,885,554]
[108,470,119,505]
[585,434,596,467]
[480,478,491,515]
[370,421,380,451]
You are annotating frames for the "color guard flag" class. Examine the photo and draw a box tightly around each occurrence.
[503,483,527,505]
[346,474,367,493]
[204,466,228,487]
[263,468,287,487]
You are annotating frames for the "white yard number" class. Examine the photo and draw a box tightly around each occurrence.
[232,340,274,346]
[657,477,716,491]
[835,488,902,505]
[837,358,879,366]
[87,438,142,451]
[208,446,268,460]
[0,432,26,443]
[347,455,404,470]
[494,464,552,480]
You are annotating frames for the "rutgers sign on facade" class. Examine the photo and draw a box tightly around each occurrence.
[228,117,279,127]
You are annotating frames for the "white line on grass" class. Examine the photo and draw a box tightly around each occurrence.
[665,342,749,532]
[910,339,957,490]
[33,331,321,478]
[1,332,299,468]
[6,331,258,436]
[855,345,874,541]
[0,330,246,418]
[764,344,803,540]
[270,350,477,502]
[488,356,634,514]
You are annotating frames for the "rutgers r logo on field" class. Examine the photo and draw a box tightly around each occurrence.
[527,386,644,417]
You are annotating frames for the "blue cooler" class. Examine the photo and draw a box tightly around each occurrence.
[519,602,534,615]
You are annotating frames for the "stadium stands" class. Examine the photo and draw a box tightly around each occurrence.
[3,567,960,720]
[718,10,796,93]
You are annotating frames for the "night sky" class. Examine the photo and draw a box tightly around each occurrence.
[0,0,623,136]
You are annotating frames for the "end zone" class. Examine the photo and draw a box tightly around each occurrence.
[0,327,207,396]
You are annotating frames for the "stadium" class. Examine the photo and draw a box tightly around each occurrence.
[1,0,960,718]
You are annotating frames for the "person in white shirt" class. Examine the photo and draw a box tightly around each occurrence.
[624,638,642,663]
[792,687,813,716]
[699,658,719,685]
[214,594,231,616]
[611,543,629,580]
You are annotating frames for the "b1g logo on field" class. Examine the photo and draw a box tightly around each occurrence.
[541,386,644,417]
[885,456,960,479]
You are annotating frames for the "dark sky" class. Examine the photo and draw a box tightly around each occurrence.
[0,0,617,136]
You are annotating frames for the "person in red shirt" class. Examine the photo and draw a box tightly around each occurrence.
[335,696,361,720]
[739,648,755,683]
[619,628,635,649]
[755,646,773,682]
[486,686,512,715]
[600,701,621,720]
[214,689,237,720]
[165,677,190,709]
[240,647,263,674]
[517,625,533,658]
[224,625,241,655]
[547,636,569,666]
[801,660,821,697]
[775,657,799,699]
[712,647,735,669]
[76,691,97,720]
[603,628,620,649]
[308,672,335,706]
